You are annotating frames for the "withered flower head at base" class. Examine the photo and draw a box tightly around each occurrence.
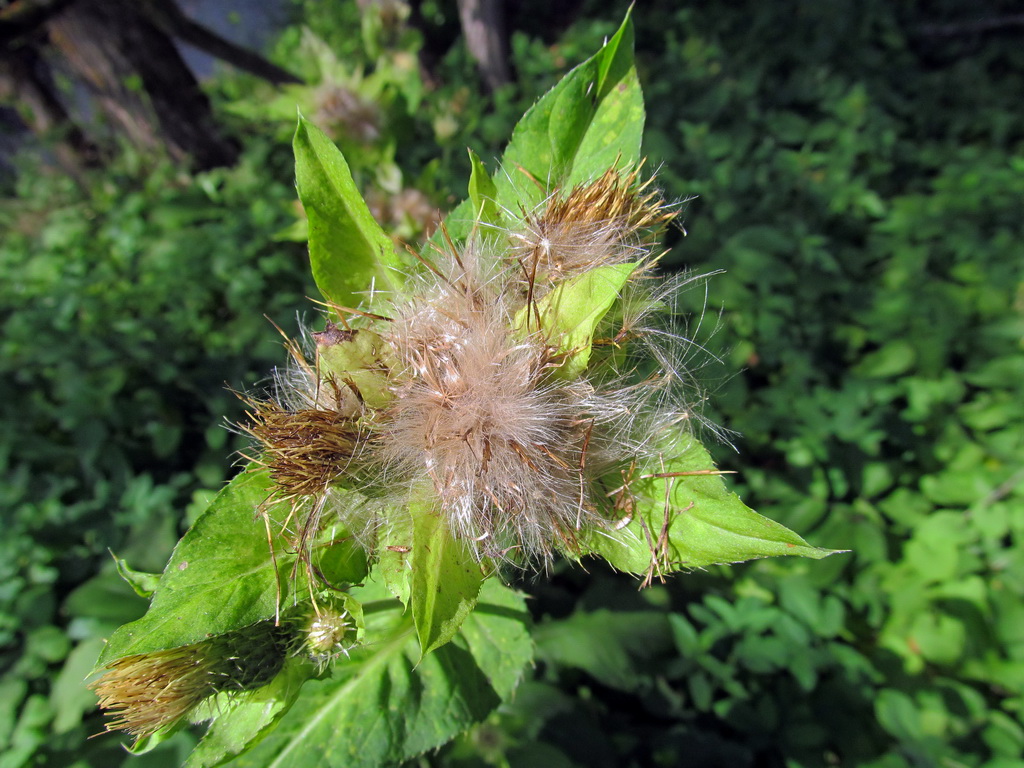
[91,621,290,739]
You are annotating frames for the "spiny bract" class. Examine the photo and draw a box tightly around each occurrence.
[90,621,291,738]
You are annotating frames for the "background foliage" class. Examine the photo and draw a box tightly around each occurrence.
[1,1,1021,766]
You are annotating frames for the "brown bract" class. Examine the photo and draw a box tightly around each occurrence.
[242,400,363,499]
[512,166,676,285]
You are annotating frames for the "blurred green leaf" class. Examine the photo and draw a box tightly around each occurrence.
[0,678,28,752]
[534,609,671,691]
[854,340,917,378]
[50,638,106,734]
[908,611,966,666]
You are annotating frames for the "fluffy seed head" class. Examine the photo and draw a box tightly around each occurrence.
[380,252,603,559]
[244,164,712,568]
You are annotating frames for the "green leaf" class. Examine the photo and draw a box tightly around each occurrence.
[313,529,369,588]
[429,196,474,250]
[126,725,183,756]
[97,470,364,666]
[410,498,486,657]
[225,578,532,768]
[113,555,161,598]
[315,327,395,410]
[293,116,403,308]
[435,13,642,248]
[467,149,503,234]
[495,12,642,214]
[185,660,311,768]
[584,437,839,575]
[453,579,533,700]
[97,471,280,665]
[378,506,414,606]
[516,262,637,377]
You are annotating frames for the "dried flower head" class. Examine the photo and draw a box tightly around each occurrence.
[91,621,290,739]
[510,166,676,285]
[366,187,443,242]
[244,401,363,498]
[314,84,380,144]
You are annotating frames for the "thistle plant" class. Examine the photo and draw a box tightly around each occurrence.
[91,15,836,767]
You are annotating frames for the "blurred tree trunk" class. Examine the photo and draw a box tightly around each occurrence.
[0,40,98,177]
[409,0,588,93]
[456,0,511,92]
[1,0,303,171]
[45,0,238,169]
[142,0,300,87]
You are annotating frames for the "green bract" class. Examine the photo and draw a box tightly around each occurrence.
[294,116,404,308]
[514,261,639,377]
